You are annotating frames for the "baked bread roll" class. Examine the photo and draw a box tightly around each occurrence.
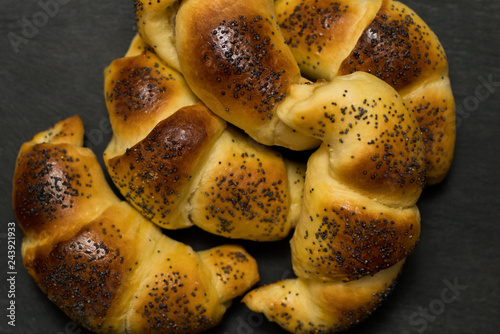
[103,36,306,240]
[136,0,455,184]
[12,115,259,333]
[136,0,321,150]
[243,72,424,332]
[275,0,455,184]
[133,0,448,332]
[279,73,424,279]
[13,0,455,331]
[243,260,404,332]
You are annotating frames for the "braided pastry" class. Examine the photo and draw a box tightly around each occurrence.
[103,36,306,240]
[12,116,259,333]
[134,0,455,332]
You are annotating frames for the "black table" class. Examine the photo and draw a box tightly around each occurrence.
[1,1,499,333]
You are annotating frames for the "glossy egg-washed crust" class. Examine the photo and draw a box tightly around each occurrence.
[13,0,456,332]
[137,0,454,183]
[279,71,423,277]
[103,45,306,240]
[275,0,455,183]
[103,45,200,156]
[13,116,259,333]
[131,0,455,332]
[162,0,321,150]
[244,260,404,333]
[243,71,425,332]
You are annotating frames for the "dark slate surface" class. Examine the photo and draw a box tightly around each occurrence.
[1,0,499,333]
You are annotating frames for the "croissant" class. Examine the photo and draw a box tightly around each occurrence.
[12,115,259,333]
[103,36,306,241]
[243,72,424,332]
[12,0,456,331]
[134,0,455,332]
[136,0,455,184]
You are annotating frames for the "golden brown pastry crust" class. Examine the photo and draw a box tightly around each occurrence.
[103,44,306,240]
[276,0,383,80]
[106,104,226,229]
[243,261,404,333]
[13,0,456,332]
[13,116,259,333]
[275,0,455,183]
[173,0,321,149]
[136,0,455,182]
[131,0,455,332]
